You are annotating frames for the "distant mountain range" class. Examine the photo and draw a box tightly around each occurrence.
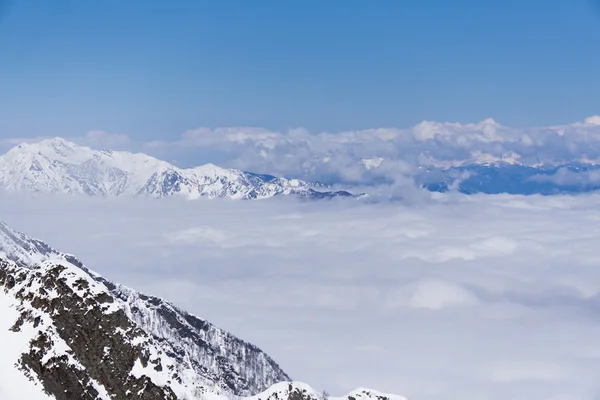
[357,153,600,195]
[0,221,406,400]
[0,138,355,200]
[3,137,599,198]
[416,161,600,195]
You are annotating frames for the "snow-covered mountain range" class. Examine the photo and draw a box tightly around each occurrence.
[0,221,406,400]
[0,138,353,200]
[10,135,595,197]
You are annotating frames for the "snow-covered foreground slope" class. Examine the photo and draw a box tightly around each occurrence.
[0,221,405,400]
[0,280,55,400]
[0,138,353,200]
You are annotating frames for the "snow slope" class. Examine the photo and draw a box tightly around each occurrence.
[0,221,406,400]
[0,285,55,400]
[0,138,352,199]
[247,382,407,400]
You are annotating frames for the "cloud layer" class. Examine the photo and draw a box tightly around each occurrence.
[137,116,600,186]
[2,193,600,399]
[4,116,600,190]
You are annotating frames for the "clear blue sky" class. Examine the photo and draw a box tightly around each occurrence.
[0,0,599,140]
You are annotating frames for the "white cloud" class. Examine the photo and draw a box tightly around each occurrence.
[2,193,600,399]
[486,361,567,382]
[580,116,600,126]
[406,279,479,310]
[6,116,600,187]
[128,116,600,185]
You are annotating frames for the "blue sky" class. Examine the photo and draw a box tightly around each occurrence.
[0,0,599,140]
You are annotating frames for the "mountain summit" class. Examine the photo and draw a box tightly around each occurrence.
[0,221,406,400]
[0,138,353,199]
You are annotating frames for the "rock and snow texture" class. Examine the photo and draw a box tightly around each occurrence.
[0,275,55,400]
[0,221,289,399]
[114,286,291,396]
[0,258,179,400]
[0,138,352,200]
[247,382,407,400]
[0,221,405,400]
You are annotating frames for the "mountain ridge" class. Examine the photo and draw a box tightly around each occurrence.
[0,221,291,398]
[0,221,406,400]
[0,138,354,200]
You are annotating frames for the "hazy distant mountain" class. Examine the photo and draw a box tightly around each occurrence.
[358,152,600,195]
[416,161,600,195]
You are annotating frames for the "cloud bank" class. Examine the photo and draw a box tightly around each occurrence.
[2,193,600,399]
[137,116,600,185]
[4,116,600,191]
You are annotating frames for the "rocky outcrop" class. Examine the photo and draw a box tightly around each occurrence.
[0,221,291,398]
[0,260,178,400]
[0,221,406,400]
[246,382,407,400]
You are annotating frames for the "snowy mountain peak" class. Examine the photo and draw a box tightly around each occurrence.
[584,115,600,126]
[479,117,499,126]
[38,136,77,148]
[0,138,353,200]
[13,137,85,160]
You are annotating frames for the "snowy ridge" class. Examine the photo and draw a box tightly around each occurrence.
[0,138,352,200]
[246,382,407,400]
[114,285,290,396]
[0,221,74,269]
[0,221,289,397]
[0,221,406,400]
[0,257,199,399]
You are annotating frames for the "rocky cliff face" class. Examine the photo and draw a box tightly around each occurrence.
[113,285,290,396]
[0,260,179,400]
[0,221,405,400]
[0,221,290,399]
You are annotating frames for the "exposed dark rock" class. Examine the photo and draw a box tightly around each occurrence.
[1,260,178,400]
[0,221,405,400]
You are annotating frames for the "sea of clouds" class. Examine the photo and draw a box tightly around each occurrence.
[2,192,600,400]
